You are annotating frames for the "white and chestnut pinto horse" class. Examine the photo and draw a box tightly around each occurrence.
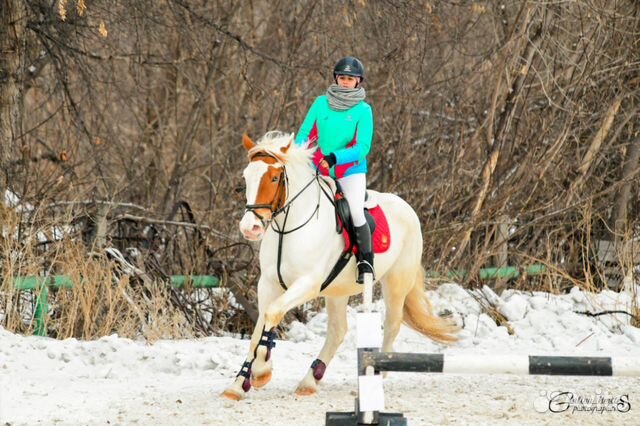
[222,131,457,400]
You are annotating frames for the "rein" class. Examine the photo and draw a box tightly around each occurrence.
[270,171,322,234]
[245,150,352,291]
[271,172,355,292]
[270,170,323,290]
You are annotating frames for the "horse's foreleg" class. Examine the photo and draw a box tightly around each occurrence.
[222,277,280,400]
[251,275,319,389]
[221,315,266,400]
[295,295,349,396]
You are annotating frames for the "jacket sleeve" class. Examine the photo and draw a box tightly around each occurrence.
[333,103,373,165]
[295,97,321,146]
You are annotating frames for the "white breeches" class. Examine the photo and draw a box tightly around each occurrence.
[338,173,367,227]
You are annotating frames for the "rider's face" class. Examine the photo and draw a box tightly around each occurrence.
[336,75,360,89]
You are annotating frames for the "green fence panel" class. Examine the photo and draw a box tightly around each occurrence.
[10,275,220,337]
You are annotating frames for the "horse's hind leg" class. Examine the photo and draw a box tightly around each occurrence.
[380,269,415,353]
[295,295,349,396]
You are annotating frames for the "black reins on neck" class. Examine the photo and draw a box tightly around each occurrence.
[245,152,354,291]
[270,169,322,290]
[271,172,356,292]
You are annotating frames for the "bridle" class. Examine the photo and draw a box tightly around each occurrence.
[244,151,289,228]
[244,150,324,233]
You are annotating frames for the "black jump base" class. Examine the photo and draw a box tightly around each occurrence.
[326,411,407,426]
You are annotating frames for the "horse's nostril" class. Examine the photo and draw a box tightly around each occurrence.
[251,225,262,233]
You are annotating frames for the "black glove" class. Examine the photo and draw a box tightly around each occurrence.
[323,153,337,167]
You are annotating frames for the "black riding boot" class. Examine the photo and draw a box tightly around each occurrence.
[354,224,375,284]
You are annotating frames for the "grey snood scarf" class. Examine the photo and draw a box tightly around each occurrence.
[326,84,366,111]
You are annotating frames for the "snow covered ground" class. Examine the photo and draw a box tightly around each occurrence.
[1,283,639,426]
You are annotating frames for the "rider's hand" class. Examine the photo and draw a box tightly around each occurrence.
[322,154,337,168]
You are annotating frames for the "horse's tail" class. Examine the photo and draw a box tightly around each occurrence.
[402,266,459,344]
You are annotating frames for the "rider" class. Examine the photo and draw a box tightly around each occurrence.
[295,56,374,284]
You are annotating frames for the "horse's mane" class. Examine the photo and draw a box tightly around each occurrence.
[251,131,314,176]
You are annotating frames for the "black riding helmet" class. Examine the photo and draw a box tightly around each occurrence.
[333,56,365,82]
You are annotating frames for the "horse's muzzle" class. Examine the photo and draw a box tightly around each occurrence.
[239,212,266,241]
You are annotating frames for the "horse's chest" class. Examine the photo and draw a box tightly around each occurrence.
[260,233,341,282]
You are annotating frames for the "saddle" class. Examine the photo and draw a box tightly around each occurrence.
[317,185,391,291]
[333,183,391,255]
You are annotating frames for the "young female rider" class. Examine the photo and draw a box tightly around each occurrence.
[295,56,374,284]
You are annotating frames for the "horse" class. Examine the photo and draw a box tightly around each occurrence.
[222,131,457,400]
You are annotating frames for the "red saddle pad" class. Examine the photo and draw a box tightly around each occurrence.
[341,206,391,254]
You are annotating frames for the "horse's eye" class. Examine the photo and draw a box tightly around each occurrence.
[271,176,279,183]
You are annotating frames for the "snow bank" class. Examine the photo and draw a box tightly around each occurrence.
[1,283,639,426]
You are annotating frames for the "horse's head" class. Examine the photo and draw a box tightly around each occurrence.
[239,132,292,241]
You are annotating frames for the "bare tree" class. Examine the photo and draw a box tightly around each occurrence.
[0,0,27,191]
[2,0,640,337]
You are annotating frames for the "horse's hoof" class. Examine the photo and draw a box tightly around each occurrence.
[221,376,249,401]
[251,371,272,389]
[295,386,317,396]
[221,390,243,401]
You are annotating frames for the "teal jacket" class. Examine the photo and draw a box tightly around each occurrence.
[295,95,373,178]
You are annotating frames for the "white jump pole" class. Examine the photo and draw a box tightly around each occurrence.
[356,272,384,425]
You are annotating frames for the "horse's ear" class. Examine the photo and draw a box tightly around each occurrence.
[242,133,255,151]
[280,134,293,154]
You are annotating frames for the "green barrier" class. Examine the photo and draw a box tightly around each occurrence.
[12,265,545,337]
[11,275,220,337]
[169,275,220,289]
[425,264,546,281]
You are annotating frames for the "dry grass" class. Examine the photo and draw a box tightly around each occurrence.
[0,203,231,340]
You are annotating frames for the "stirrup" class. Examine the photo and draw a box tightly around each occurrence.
[356,260,375,284]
